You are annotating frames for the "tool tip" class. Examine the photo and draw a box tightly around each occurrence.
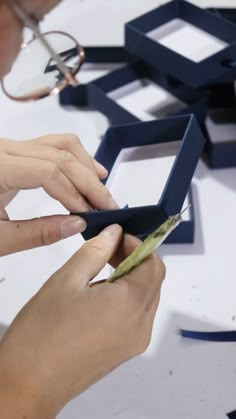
[180,204,192,216]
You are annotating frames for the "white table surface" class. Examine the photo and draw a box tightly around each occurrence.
[0,1,236,418]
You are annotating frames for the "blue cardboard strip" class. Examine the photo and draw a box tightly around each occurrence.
[88,61,207,125]
[80,47,130,63]
[73,115,205,243]
[181,329,236,342]
[159,116,203,216]
[125,0,236,88]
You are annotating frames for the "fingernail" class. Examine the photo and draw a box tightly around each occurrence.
[0,206,9,220]
[108,196,119,209]
[95,161,108,178]
[61,217,87,238]
[101,224,122,237]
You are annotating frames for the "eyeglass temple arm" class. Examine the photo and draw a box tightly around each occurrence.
[8,0,75,83]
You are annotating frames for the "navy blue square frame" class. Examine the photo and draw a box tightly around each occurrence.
[75,115,206,243]
[125,0,236,88]
[59,46,130,107]
[203,82,236,169]
[87,61,207,125]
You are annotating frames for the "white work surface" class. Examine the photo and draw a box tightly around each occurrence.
[0,1,236,418]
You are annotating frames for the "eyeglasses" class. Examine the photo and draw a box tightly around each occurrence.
[1,0,85,101]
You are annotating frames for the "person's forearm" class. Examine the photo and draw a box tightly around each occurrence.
[0,388,50,419]
[0,354,53,419]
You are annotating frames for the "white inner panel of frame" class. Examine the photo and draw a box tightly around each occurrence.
[106,141,191,221]
[148,18,228,63]
[108,78,185,121]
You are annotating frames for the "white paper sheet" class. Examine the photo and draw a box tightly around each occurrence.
[106,142,191,221]
[148,18,228,63]
[109,78,185,121]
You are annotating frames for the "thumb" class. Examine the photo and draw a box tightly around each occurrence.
[54,224,123,288]
[110,233,142,269]
[0,215,87,256]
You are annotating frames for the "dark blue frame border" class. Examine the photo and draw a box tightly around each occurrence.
[125,0,236,88]
[88,61,207,125]
[74,114,205,243]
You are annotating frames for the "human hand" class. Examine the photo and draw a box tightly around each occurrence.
[0,225,165,418]
[0,134,118,255]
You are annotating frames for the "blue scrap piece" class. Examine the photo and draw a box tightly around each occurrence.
[181,329,236,342]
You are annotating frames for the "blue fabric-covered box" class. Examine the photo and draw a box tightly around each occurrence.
[76,115,206,244]
[87,61,207,125]
[59,46,130,107]
[125,0,236,88]
[203,82,236,169]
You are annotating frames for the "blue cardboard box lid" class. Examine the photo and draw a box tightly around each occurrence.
[75,114,205,240]
[125,0,236,88]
